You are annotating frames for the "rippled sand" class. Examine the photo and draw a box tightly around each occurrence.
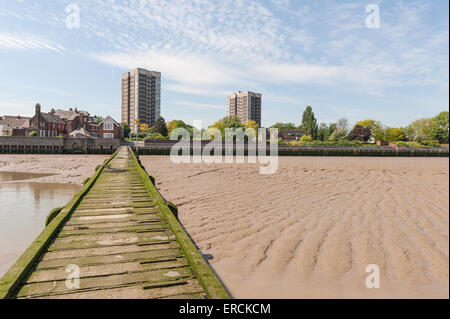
[140,156,449,298]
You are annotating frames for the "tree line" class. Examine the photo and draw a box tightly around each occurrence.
[272,106,449,145]
[122,106,449,146]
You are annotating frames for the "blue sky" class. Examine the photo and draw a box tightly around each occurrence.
[0,0,448,128]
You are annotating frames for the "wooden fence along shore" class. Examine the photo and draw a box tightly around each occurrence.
[0,146,229,299]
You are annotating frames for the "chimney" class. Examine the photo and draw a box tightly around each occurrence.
[75,107,78,113]
[35,103,41,115]
[50,108,55,114]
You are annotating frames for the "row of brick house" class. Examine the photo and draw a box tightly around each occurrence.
[0,115,31,136]
[0,103,123,139]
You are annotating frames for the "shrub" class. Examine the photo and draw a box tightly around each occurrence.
[395,141,422,148]
[300,135,313,143]
[144,133,168,140]
[287,140,364,147]
[328,128,347,141]
[420,140,441,147]
[29,130,38,137]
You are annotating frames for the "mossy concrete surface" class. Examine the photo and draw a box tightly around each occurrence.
[0,146,228,299]
[130,149,229,299]
[0,149,118,299]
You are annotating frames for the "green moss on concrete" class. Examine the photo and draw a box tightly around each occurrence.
[45,207,63,227]
[0,149,120,299]
[166,202,178,220]
[129,149,229,299]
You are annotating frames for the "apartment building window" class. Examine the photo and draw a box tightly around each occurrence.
[103,133,114,139]
[104,123,113,130]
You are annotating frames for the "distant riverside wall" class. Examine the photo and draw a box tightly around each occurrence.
[0,136,122,154]
[1,137,447,157]
[136,140,449,157]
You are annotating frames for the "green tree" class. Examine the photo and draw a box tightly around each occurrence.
[385,127,405,142]
[121,122,131,138]
[407,118,436,142]
[166,120,193,136]
[347,125,371,141]
[372,126,386,141]
[327,123,337,139]
[152,116,168,137]
[208,116,243,140]
[222,115,243,129]
[243,120,259,130]
[301,106,318,139]
[29,130,37,137]
[355,119,385,140]
[317,123,328,141]
[208,120,225,138]
[328,128,347,141]
[431,111,449,143]
[243,120,258,141]
[356,119,378,129]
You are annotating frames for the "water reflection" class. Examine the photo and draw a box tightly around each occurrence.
[0,171,81,277]
[0,171,54,182]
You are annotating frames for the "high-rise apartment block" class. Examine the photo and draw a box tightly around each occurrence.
[121,68,161,133]
[226,91,261,127]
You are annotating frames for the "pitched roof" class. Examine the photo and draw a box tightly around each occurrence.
[69,127,92,138]
[98,115,121,127]
[40,112,66,124]
[0,116,31,128]
[54,109,90,121]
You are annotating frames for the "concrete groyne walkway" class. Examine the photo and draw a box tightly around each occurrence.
[0,146,228,299]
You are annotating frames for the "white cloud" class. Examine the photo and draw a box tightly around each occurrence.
[91,50,244,86]
[0,33,63,52]
[1,0,447,116]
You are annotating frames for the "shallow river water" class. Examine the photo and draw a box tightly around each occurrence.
[0,171,81,277]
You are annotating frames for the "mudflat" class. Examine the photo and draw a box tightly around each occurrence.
[140,156,449,298]
[0,154,108,184]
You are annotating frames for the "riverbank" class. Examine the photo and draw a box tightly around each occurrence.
[140,156,449,298]
[0,154,108,184]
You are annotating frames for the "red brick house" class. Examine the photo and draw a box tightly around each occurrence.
[16,103,121,139]
[98,116,123,139]
[53,108,99,138]
[29,104,66,137]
